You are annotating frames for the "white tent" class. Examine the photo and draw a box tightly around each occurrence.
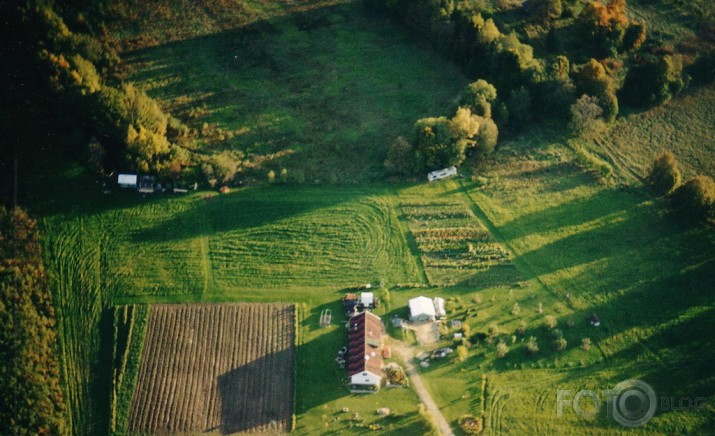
[409,296,436,322]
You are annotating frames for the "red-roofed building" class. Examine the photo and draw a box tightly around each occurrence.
[346,311,383,393]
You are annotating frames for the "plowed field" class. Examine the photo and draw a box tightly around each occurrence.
[128,303,294,434]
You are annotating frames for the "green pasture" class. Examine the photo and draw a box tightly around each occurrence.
[411,134,714,434]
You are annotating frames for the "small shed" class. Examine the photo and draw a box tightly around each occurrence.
[409,296,436,323]
[433,297,446,319]
[118,174,137,188]
[427,166,457,182]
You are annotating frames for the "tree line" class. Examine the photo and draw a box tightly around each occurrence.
[0,207,66,434]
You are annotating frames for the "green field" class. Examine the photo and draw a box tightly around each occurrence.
[34,0,715,434]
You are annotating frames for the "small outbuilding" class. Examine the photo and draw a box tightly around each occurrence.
[117,174,138,188]
[427,166,457,182]
[433,297,446,319]
[409,296,436,323]
[588,313,601,327]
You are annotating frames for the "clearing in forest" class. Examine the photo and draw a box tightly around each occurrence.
[127,303,295,434]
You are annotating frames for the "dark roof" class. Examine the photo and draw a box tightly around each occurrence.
[346,311,383,376]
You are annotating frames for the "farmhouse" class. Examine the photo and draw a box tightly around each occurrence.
[346,311,383,393]
[409,296,436,323]
[427,166,457,182]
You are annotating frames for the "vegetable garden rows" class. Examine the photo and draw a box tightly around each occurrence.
[400,200,520,286]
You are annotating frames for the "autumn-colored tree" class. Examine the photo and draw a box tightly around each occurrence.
[671,176,715,223]
[459,79,498,118]
[647,151,682,195]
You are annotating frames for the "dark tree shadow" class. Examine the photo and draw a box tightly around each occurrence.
[217,349,294,434]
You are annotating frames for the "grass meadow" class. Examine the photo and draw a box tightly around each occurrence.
[35,0,715,434]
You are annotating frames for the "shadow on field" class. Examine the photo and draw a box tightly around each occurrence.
[133,185,365,243]
[295,305,350,413]
[217,349,294,434]
[499,187,643,241]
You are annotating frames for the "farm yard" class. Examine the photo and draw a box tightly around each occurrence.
[123,303,294,434]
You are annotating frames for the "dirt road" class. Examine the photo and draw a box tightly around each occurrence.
[393,343,455,436]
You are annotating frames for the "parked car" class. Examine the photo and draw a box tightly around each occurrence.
[431,347,453,359]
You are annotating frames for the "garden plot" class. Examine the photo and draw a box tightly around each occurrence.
[401,201,521,287]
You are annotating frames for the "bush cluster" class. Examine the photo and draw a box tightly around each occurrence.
[0,207,66,434]
[647,152,715,223]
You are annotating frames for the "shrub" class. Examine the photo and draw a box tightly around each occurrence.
[280,168,288,183]
[569,94,605,138]
[543,315,558,330]
[496,341,509,358]
[516,320,527,336]
[458,415,483,435]
[525,336,539,356]
[384,136,416,175]
[385,364,408,386]
[671,176,715,223]
[554,337,568,351]
[511,303,521,316]
[267,170,276,184]
[475,116,499,156]
[647,151,681,195]
[486,323,500,337]
[457,345,469,362]
[459,79,498,117]
[581,337,592,351]
[540,0,563,21]
[622,21,647,51]
[290,169,306,184]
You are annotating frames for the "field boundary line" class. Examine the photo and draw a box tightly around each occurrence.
[197,210,216,297]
